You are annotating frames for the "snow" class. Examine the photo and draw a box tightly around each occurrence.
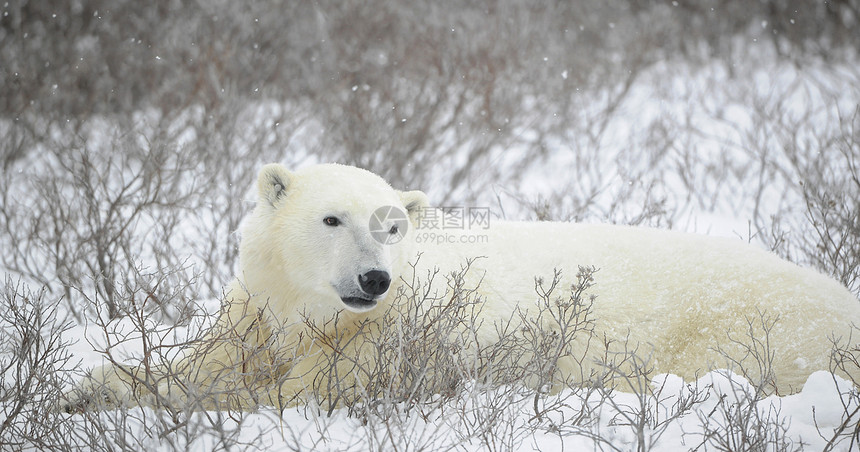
[64,370,855,451]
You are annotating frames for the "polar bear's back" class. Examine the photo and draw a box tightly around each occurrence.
[416,221,860,391]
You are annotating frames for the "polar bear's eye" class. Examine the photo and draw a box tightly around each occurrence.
[323,216,341,227]
[388,225,399,235]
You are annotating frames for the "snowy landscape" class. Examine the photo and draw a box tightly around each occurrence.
[2,1,860,451]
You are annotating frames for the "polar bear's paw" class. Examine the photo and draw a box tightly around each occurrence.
[59,386,115,414]
[59,364,135,413]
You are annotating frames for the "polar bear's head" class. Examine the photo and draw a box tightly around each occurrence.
[239,163,428,317]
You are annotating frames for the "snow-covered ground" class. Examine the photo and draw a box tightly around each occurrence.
[242,370,859,451]
[59,370,857,451]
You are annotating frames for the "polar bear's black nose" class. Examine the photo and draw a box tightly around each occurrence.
[359,270,390,296]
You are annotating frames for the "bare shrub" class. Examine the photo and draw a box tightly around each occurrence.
[821,329,860,451]
[722,80,860,297]
[59,268,272,451]
[288,262,602,418]
[796,115,860,295]
[62,260,612,449]
[693,312,800,452]
[0,101,308,322]
[694,374,799,452]
[0,279,76,450]
[0,129,198,321]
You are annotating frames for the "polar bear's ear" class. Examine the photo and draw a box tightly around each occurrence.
[398,190,429,227]
[257,163,293,207]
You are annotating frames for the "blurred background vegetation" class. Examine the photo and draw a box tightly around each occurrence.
[1,0,858,317]
[3,1,858,118]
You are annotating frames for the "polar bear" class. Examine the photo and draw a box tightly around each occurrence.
[65,163,860,412]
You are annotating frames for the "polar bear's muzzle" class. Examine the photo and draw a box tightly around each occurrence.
[335,270,391,312]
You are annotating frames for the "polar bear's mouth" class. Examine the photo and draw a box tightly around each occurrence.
[340,296,378,311]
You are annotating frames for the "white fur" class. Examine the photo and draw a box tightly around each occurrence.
[71,163,860,411]
[418,221,860,391]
